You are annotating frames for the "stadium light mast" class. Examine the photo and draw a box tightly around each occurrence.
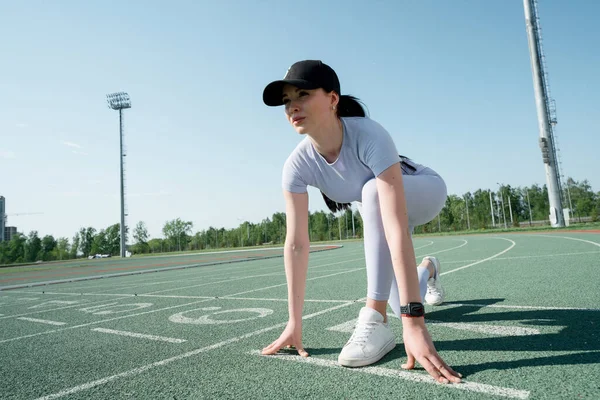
[107,92,131,258]
[523,0,565,227]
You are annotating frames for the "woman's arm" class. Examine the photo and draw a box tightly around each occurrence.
[375,163,421,304]
[376,162,462,384]
[282,190,311,324]
[261,190,311,357]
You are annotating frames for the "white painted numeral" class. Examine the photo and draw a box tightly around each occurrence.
[169,307,273,325]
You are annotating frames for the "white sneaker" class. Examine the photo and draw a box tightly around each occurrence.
[423,256,445,306]
[337,307,396,367]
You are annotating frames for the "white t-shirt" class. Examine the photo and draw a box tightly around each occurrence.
[282,117,424,204]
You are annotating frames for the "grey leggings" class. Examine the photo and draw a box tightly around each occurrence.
[356,167,447,317]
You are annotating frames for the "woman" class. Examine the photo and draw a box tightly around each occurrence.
[260,60,461,384]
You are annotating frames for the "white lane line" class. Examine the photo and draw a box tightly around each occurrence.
[138,294,349,303]
[452,303,600,311]
[248,351,529,399]
[17,317,66,326]
[417,239,468,257]
[536,235,600,248]
[413,241,434,250]
[441,238,516,276]
[0,299,115,321]
[91,328,186,344]
[427,321,540,336]
[80,251,364,294]
[0,268,364,344]
[441,250,600,264]
[34,300,359,400]
[142,257,364,295]
[225,268,363,298]
[262,349,528,399]
[328,318,540,336]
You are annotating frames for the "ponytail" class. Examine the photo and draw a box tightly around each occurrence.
[336,95,367,118]
[321,192,352,213]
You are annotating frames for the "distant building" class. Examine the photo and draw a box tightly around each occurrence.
[0,196,5,242]
[4,226,17,242]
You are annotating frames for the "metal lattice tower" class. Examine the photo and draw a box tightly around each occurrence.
[106,92,132,257]
[523,0,565,227]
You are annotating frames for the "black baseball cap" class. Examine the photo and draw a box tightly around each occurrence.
[263,60,341,107]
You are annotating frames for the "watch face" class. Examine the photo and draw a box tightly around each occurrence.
[411,303,424,315]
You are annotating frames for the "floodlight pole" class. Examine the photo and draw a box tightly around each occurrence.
[523,0,564,227]
[119,109,125,257]
[107,92,131,258]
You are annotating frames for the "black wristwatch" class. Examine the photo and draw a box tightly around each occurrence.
[400,302,425,317]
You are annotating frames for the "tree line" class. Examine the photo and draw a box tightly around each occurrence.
[1,178,597,265]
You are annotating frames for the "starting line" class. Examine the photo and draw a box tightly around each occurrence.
[249,350,530,399]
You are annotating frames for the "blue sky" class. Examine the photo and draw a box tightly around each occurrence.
[1,0,598,241]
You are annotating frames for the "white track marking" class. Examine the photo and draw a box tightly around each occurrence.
[248,351,529,399]
[223,268,363,298]
[17,317,66,326]
[413,241,434,250]
[326,319,356,333]
[441,250,600,264]
[441,238,516,276]
[452,303,600,311]
[43,248,361,294]
[128,244,341,259]
[0,245,347,292]
[33,300,359,400]
[28,300,81,309]
[427,321,540,336]
[142,257,364,295]
[0,299,116,320]
[138,294,348,303]
[169,307,273,325]
[416,239,468,257]
[0,268,364,344]
[91,328,186,343]
[328,318,540,336]
[536,235,600,248]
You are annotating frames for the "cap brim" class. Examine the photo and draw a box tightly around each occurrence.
[262,79,320,106]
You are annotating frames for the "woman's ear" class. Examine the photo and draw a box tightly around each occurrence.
[330,91,340,109]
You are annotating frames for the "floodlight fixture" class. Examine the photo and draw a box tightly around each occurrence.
[107,92,131,110]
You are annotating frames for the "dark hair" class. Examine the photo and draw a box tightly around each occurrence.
[320,94,367,213]
[336,95,367,118]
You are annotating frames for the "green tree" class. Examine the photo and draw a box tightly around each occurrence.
[133,221,149,253]
[24,231,42,262]
[8,233,27,263]
[39,235,57,261]
[70,234,80,259]
[162,218,193,252]
[54,237,70,260]
[78,227,96,257]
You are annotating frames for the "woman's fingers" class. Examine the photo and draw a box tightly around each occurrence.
[436,361,462,382]
[296,345,309,357]
[261,340,282,355]
[401,352,416,370]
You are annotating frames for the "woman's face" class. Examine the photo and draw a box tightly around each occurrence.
[282,84,337,134]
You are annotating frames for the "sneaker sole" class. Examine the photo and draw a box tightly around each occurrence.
[338,338,396,368]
